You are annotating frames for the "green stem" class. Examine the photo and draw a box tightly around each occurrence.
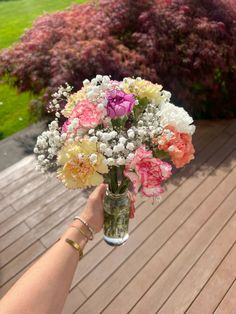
[118,175,130,194]
[110,166,118,193]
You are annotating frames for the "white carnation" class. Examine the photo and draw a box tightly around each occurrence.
[159,102,195,135]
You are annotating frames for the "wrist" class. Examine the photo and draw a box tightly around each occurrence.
[74,213,97,235]
[61,221,88,250]
[79,211,99,233]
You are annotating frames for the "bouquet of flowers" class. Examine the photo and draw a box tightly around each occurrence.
[34,75,195,246]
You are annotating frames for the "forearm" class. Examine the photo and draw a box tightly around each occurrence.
[0,222,87,314]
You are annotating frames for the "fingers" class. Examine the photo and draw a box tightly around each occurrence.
[90,183,107,201]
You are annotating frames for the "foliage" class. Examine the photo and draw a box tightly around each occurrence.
[0,0,85,139]
[0,0,236,118]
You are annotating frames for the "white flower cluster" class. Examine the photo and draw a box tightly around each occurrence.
[82,75,117,112]
[34,75,196,176]
[135,103,163,139]
[86,103,166,167]
[88,128,140,166]
[158,102,196,135]
[34,120,66,172]
[48,83,73,118]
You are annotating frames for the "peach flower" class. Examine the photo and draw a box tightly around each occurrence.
[63,100,102,133]
[157,125,195,168]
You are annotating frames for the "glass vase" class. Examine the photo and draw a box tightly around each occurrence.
[103,189,130,246]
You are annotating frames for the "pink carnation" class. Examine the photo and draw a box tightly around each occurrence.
[158,125,195,168]
[63,100,102,133]
[124,146,172,197]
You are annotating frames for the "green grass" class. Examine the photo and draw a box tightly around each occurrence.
[0,0,86,139]
[0,84,35,139]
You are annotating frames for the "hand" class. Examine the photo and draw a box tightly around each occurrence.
[80,184,107,233]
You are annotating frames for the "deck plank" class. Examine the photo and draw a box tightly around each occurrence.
[0,193,86,268]
[3,174,48,205]
[0,222,30,252]
[73,167,236,314]
[214,280,236,314]
[25,187,78,228]
[66,128,236,313]
[157,223,236,314]
[68,129,236,308]
[0,155,34,184]
[1,169,39,197]
[99,167,236,314]
[0,206,15,223]
[130,193,236,314]
[0,260,35,298]
[186,244,236,314]
[0,119,219,296]
[68,129,236,312]
[0,181,62,237]
[0,241,45,286]
[0,120,236,313]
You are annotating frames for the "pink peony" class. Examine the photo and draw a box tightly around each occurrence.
[124,146,172,197]
[157,125,195,168]
[106,90,135,119]
[63,100,102,133]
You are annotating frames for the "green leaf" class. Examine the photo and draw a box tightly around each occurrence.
[111,116,128,130]
[153,149,170,160]
[133,97,149,120]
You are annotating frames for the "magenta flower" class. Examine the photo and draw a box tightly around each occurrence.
[106,90,135,119]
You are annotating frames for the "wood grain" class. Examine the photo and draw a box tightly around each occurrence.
[0,120,236,314]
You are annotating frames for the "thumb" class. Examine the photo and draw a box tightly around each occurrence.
[91,183,107,201]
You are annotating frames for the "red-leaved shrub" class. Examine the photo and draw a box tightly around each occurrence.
[0,0,236,118]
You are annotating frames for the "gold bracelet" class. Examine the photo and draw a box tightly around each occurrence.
[69,224,92,241]
[65,238,83,259]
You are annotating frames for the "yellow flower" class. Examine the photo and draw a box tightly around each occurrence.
[122,78,163,105]
[57,140,108,189]
[62,88,87,118]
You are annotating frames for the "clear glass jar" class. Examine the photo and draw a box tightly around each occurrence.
[103,189,130,246]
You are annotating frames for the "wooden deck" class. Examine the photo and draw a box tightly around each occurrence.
[0,120,236,314]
